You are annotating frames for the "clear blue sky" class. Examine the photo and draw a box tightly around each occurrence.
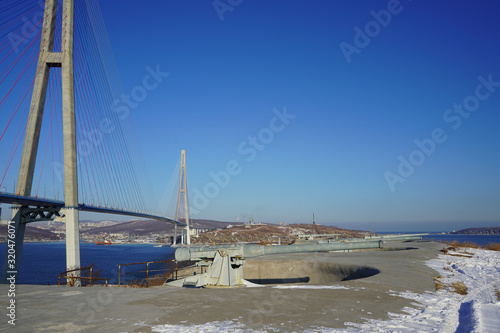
[2,0,500,232]
[94,0,500,232]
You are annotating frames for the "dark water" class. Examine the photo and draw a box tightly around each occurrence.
[375,232,500,246]
[422,234,500,246]
[2,234,499,285]
[0,242,175,285]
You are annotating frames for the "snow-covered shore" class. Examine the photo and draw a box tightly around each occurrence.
[151,247,500,332]
[343,246,500,332]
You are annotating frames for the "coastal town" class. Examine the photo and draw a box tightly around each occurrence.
[0,218,379,245]
[1,217,499,245]
[0,219,178,244]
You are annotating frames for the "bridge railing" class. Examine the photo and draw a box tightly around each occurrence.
[117,260,198,287]
[58,265,110,286]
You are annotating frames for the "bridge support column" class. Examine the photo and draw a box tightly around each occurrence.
[176,150,190,245]
[184,226,191,245]
[61,0,80,285]
[173,224,177,245]
[0,0,57,285]
[64,208,80,279]
[1,0,80,285]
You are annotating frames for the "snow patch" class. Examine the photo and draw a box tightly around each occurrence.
[152,320,259,332]
[272,284,362,290]
[343,247,500,332]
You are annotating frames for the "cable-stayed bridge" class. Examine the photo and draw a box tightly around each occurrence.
[0,0,194,284]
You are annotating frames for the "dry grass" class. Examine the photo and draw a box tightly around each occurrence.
[433,276,445,291]
[440,241,500,255]
[441,246,470,256]
[434,276,468,295]
[125,280,147,288]
[446,240,481,249]
[440,247,473,257]
[147,273,170,287]
[124,272,171,288]
[435,282,445,291]
[451,281,468,295]
[442,241,477,255]
[486,243,500,252]
[435,241,500,296]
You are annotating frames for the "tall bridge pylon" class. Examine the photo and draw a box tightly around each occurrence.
[1,0,80,284]
[175,150,191,245]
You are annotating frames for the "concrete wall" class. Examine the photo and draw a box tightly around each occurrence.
[243,258,379,285]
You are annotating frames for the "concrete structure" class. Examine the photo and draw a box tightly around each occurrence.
[60,0,80,279]
[0,241,445,331]
[296,233,341,240]
[175,150,191,245]
[168,234,426,288]
[167,239,385,287]
[1,0,80,284]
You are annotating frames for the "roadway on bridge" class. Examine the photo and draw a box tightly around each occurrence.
[0,193,186,227]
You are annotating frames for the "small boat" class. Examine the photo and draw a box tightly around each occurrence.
[96,239,112,245]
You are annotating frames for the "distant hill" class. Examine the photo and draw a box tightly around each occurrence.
[82,219,242,236]
[0,219,243,242]
[82,220,170,236]
[188,219,244,229]
[0,225,61,242]
[1,219,374,244]
[192,223,374,244]
[451,227,500,235]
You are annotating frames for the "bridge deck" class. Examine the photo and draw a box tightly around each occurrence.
[0,193,186,226]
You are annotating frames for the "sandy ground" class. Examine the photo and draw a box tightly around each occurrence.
[0,241,444,332]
